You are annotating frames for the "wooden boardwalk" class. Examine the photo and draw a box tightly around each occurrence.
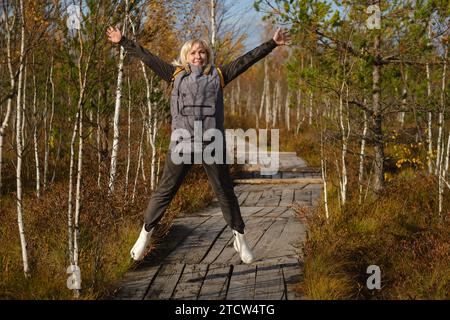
[112,152,322,300]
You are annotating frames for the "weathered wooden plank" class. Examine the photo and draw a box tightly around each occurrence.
[240,206,265,217]
[238,191,250,206]
[164,216,226,264]
[144,263,185,300]
[171,264,209,300]
[197,265,231,300]
[242,191,263,206]
[264,206,288,217]
[265,217,305,260]
[294,189,312,203]
[279,189,294,207]
[227,264,257,300]
[257,188,281,207]
[254,264,285,300]
[252,217,288,261]
[113,265,161,300]
[252,206,276,217]
[282,260,304,300]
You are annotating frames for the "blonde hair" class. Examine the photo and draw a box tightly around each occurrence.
[172,39,213,71]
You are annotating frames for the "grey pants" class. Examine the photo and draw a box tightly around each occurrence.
[143,150,245,234]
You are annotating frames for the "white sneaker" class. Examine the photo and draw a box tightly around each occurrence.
[130,224,153,261]
[233,230,255,264]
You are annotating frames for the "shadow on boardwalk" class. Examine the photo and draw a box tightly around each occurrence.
[111,152,322,300]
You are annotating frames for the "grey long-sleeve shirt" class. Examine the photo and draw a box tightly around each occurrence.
[118,36,278,86]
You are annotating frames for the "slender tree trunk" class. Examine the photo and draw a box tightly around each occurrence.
[16,0,30,278]
[359,109,368,205]
[437,48,448,216]
[73,106,83,274]
[236,79,241,115]
[44,58,55,189]
[210,0,217,62]
[125,76,132,197]
[32,54,40,197]
[258,65,267,121]
[132,119,145,203]
[338,82,348,205]
[231,86,235,115]
[285,90,291,131]
[399,70,407,127]
[372,32,385,193]
[426,21,433,175]
[264,60,271,127]
[108,10,128,195]
[320,127,329,220]
[272,81,279,127]
[435,47,447,176]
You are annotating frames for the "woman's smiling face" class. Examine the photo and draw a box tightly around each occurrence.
[187,42,207,66]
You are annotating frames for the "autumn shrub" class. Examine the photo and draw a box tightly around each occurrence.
[297,174,450,300]
[0,155,214,299]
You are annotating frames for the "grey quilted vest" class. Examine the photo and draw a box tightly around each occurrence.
[169,64,225,151]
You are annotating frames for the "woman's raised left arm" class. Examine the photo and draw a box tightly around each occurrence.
[220,28,290,86]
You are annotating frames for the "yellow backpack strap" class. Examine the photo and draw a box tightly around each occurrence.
[216,67,225,89]
[171,67,185,83]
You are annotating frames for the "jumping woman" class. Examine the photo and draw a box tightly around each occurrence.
[106,25,290,264]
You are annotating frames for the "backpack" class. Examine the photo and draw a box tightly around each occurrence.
[170,66,225,89]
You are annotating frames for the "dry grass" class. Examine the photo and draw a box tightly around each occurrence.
[0,155,215,299]
[297,174,450,300]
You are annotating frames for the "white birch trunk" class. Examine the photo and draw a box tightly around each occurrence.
[435,47,447,176]
[399,71,407,127]
[32,54,40,197]
[108,14,128,195]
[437,48,448,216]
[73,106,83,270]
[125,76,132,196]
[320,129,329,220]
[264,60,271,127]
[210,0,217,62]
[16,0,30,278]
[44,58,54,189]
[285,90,291,131]
[359,109,368,205]
[236,79,241,115]
[258,71,267,120]
[132,119,145,203]
[426,22,433,175]
[338,83,348,205]
[272,81,280,127]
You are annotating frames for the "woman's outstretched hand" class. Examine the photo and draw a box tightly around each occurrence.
[107,26,122,43]
[272,27,291,46]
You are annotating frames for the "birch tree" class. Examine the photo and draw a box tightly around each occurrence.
[15,0,30,279]
[108,0,129,195]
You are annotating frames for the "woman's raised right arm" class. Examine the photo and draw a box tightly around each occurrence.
[107,26,175,83]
